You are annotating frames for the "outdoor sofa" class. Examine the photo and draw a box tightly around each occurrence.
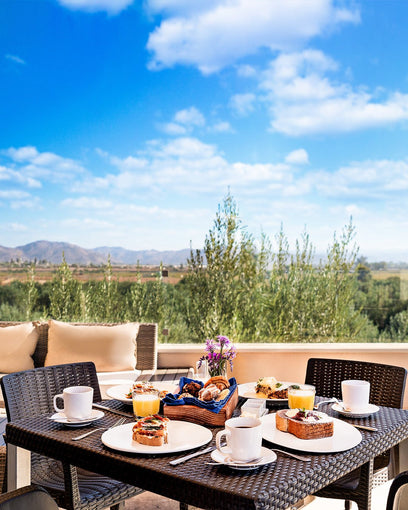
[0,319,158,409]
[0,319,160,493]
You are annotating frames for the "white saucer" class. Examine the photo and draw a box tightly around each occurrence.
[210,447,277,470]
[50,409,104,427]
[332,402,379,419]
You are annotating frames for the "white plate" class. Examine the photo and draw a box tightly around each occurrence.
[332,402,380,419]
[210,446,277,470]
[101,420,212,454]
[238,381,294,402]
[106,384,136,405]
[261,413,362,453]
[106,382,178,405]
[50,409,104,427]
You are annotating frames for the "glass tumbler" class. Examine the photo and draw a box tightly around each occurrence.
[132,385,160,418]
[288,384,316,410]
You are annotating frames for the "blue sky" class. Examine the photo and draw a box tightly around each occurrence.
[1,0,408,260]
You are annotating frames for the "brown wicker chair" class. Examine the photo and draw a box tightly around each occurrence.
[1,362,143,510]
[0,485,59,510]
[305,357,407,510]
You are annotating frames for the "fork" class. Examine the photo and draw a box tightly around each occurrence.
[72,417,127,441]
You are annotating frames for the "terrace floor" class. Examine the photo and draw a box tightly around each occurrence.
[125,481,392,509]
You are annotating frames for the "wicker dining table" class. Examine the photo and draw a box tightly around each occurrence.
[5,398,408,510]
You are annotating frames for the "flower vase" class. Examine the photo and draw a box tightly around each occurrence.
[209,366,228,379]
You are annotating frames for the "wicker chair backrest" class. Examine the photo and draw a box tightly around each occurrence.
[1,362,101,421]
[305,357,407,408]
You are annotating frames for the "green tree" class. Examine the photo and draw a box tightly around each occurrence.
[263,221,367,342]
[83,256,124,322]
[184,193,270,342]
[388,310,408,341]
[23,262,39,320]
[49,254,82,321]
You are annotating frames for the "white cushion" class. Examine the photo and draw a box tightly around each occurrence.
[0,323,38,373]
[44,320,139,372]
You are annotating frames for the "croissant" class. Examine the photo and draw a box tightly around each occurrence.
[204,376,230,391]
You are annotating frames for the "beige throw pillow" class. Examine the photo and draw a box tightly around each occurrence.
[0,322,39,372]
[45,320,139,372]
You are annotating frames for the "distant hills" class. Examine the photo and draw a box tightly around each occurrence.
[0,241,191,266]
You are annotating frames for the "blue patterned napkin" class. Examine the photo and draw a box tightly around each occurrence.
[162,377,237,414]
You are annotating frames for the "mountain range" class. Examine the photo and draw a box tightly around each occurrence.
[0,241,191,266]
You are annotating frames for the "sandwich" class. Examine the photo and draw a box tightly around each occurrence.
[275,408,333,440]
[132,415,170,446]
[255,377,288,399]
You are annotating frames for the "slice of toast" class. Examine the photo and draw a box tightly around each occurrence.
[132,415,169,446]
[275,409,333,439]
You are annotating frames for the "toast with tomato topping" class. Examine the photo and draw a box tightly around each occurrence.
[132,415,170,446]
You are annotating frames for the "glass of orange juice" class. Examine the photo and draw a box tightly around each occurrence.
[132,386,160,417]
[288,384,315,410]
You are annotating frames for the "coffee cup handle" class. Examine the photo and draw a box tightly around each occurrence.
[216,429,232,455]
[53,394,64,414]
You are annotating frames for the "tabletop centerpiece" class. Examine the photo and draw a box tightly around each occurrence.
[198,335,236,378]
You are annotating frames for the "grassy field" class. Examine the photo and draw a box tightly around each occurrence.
[1,265,407,286]
[0,264,186,285]
[371,269,408,280]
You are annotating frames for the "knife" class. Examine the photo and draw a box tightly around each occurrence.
[352,424,378,432]
[169,446,215,466]
[92,404,133,418]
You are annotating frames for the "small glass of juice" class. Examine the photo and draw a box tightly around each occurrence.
[288,384,315,410]
[132,386,160,418]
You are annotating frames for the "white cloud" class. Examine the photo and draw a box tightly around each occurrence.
[62,218,114,229]
[330,204,366,217]
[61,197,113,209]
[5,54,26,65]
[174,106,205,126]
[5,146,86,182]
[230,93,256,116]
[0,190,30,199]
[211,121,233,133]
[285,149,309,165]
[261,50,408,135]
[161,107,205,135]
[236,64,257,78]
[10,198,40,210]
[161,122,188,135]
[3,223,28,232]
[0,165,41,188]
[146,0,359,74]
[56,0,133,14]
[80,136,294,196]
[6,146,38,162]
[317,159,408,197]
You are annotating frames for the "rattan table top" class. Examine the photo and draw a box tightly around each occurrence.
[6,400,408,510]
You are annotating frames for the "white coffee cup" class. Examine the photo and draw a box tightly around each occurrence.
[53,386,93,420]
[341,380,370,412]
[216,416,262,462]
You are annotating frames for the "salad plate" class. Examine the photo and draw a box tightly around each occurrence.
[238,381,294,402]
[50,409,104,427]
[261,413,362,453]
[102,420,212,454]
